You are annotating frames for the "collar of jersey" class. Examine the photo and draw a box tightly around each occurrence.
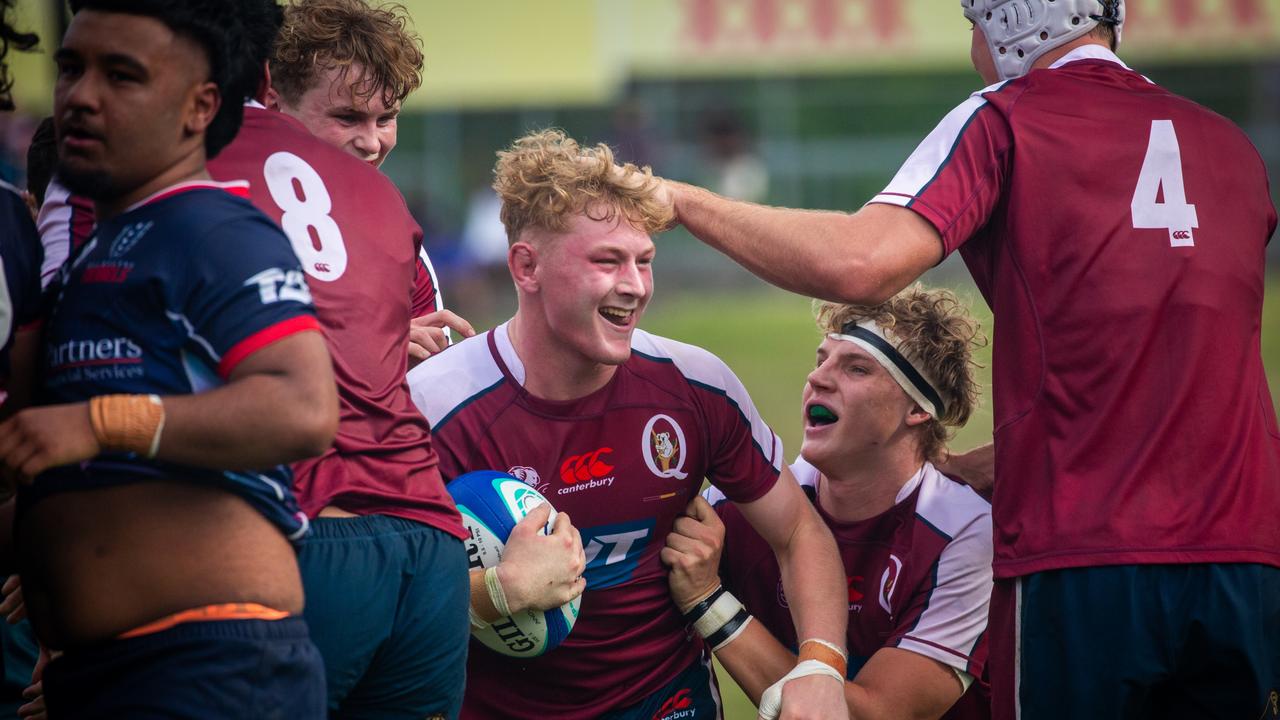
[1048,45,1131,71]
[123,179,251,214]
[492,321,527,386]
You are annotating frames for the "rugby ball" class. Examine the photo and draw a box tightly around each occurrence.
[447,470,580,657]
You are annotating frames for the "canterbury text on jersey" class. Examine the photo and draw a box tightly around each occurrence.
[209,106,464,541]
[408,323,784,719]
[870,47,1280,578]
[35,182,318,539]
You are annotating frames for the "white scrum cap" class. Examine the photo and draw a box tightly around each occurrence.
[962,0,1124,81]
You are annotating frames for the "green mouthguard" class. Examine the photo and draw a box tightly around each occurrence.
[808,405,837,422]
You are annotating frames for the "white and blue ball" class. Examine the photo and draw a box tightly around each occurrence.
[448,470,580,657]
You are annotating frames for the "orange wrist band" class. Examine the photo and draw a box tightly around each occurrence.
[89,394,165,458]
[799,638,848,678]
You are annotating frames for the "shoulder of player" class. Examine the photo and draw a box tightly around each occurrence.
[406,330,506,429]
[912,463,991,546]
[629,329,745,397]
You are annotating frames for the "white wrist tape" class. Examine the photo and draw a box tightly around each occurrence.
[756,659,846,720]
[484,566,511,618]
[692,590,744,639]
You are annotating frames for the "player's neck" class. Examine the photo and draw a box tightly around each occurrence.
[1031,36,1111,72]
[815,449,924,523]
[96,157,212,221]
[507,312,618,401]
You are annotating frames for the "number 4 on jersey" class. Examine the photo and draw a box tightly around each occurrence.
[1131,120,1199,247]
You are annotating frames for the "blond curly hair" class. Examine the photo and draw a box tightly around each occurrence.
[493,129,674,244]
[271,0,423,108]
[815,285,985,464]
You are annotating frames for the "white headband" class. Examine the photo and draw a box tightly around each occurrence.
[828,320,947,420]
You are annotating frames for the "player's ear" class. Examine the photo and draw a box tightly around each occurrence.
[904,402,933,428]
[184,81,221,139]
[509,241,539,293]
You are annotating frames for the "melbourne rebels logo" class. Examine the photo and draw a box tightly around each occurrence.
[643,414,688,480]
[109,221,154,258]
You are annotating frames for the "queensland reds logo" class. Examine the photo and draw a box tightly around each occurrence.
[642,414,688,480]
[879,554,903,616]
[507,466,550,495]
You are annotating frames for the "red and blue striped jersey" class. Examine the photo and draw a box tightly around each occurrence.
[35,182,319,539]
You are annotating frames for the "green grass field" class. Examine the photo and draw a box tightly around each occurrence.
[638,274,1280,719]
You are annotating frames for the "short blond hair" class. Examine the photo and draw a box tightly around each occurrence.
[493,129,674,244]
[271,0,423,108]
[815,286,984,464]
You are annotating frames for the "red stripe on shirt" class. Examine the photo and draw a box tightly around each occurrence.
[217,315,320,378]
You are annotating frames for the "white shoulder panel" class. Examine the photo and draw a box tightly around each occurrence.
[868,83,1007,207]
[406,329,504,427]
[914,463,992,541]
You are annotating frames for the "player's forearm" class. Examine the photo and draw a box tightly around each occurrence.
[669,182,881,303]
[712,616,801,703]
[156,371,337,468]
[151,334,337,468]
[774,507,848,652]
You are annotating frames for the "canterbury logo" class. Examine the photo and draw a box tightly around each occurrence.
[1172,230,1192,240]
[560,447,615,483]
[652,688,693,720]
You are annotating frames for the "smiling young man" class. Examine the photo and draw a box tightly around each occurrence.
[665,288,993,720]
[0,1,340,716]
[406,129,850,720]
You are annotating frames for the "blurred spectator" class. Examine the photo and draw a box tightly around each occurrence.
[699,109,768,203]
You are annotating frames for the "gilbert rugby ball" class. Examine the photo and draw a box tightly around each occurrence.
[448,470,580,657]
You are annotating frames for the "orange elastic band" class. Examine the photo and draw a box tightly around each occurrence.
[119,603,290,639]
[799,639,848,679]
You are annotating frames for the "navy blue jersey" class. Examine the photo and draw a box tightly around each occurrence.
[0,182,43,385]
[34,182,321,540]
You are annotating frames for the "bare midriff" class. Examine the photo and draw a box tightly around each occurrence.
[17,480,304,649]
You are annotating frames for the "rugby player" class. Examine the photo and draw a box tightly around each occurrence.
[665,287,992,720]
[408,129,851,720]
[0,0,40,409]
[0,1,339,716]
[267,0,470,363]
[206,0,476,715]
[654,1,1280,717]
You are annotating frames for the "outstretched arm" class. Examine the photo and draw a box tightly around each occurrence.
[667,183,942,305]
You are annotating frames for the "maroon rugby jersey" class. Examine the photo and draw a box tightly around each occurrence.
[209,106,464,540]
[408,323,785,719]
[710,460,992,719]
[871,47,1280,578]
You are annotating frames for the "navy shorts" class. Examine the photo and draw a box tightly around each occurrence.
[989,564,1280,720]
[298,514,470,720]
[43,616,324,719]
[603,651,722,720]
